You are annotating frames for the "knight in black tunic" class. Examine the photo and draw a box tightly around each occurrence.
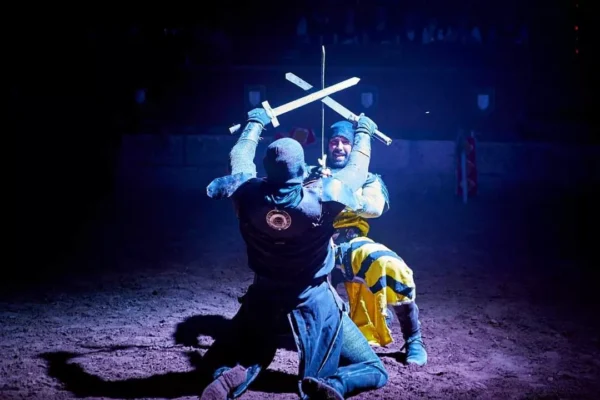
[200,108,388,400]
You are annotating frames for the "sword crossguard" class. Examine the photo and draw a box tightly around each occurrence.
[261,101,280,128]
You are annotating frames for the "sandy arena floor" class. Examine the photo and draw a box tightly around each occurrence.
[2,188,599,399]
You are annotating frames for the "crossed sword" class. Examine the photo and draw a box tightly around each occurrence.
[228,73,392,146]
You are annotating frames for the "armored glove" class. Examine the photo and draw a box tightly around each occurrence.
[355,114,378,137]
[247,108,272,127]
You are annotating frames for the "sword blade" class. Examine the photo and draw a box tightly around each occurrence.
[285,72,312,90]
[285,73,356,119]
[228,77,360,134]
[285,73,392,145]
[272,77,360,116]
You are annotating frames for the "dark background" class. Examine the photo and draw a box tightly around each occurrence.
[10,0,594,280]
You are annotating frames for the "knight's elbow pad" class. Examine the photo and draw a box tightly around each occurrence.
[207,173,254,199]
[207,177,230,199]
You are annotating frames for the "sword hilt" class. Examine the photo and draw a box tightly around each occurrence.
[229,124,242,134]
[345,114,392,146]
[374,129,392,146]
[230,119,392,146]
[228,101,280,135]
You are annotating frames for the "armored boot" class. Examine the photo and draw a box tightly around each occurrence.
[200,365,248,400]
[301,377,344,400]
[394,302,427,366]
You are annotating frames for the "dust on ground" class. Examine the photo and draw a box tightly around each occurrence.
[2,188,599,399]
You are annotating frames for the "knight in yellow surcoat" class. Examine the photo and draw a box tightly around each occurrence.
[306,121,427,366]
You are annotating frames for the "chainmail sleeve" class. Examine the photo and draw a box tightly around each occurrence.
[229,122,263,176]
[206,121,263,199]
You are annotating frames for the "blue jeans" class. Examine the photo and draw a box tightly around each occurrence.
[201,281,387,399]
[325,313,389,397]
[200,280,345,398]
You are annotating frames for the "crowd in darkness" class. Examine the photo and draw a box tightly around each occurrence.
[83,1,535,71]
[68,1,576,135]
[290,1,530,48]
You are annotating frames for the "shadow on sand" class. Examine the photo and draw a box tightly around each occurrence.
[40,314,299,398]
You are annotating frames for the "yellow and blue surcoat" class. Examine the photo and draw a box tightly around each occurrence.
[337,237,416,347]
[330,172,417,347]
